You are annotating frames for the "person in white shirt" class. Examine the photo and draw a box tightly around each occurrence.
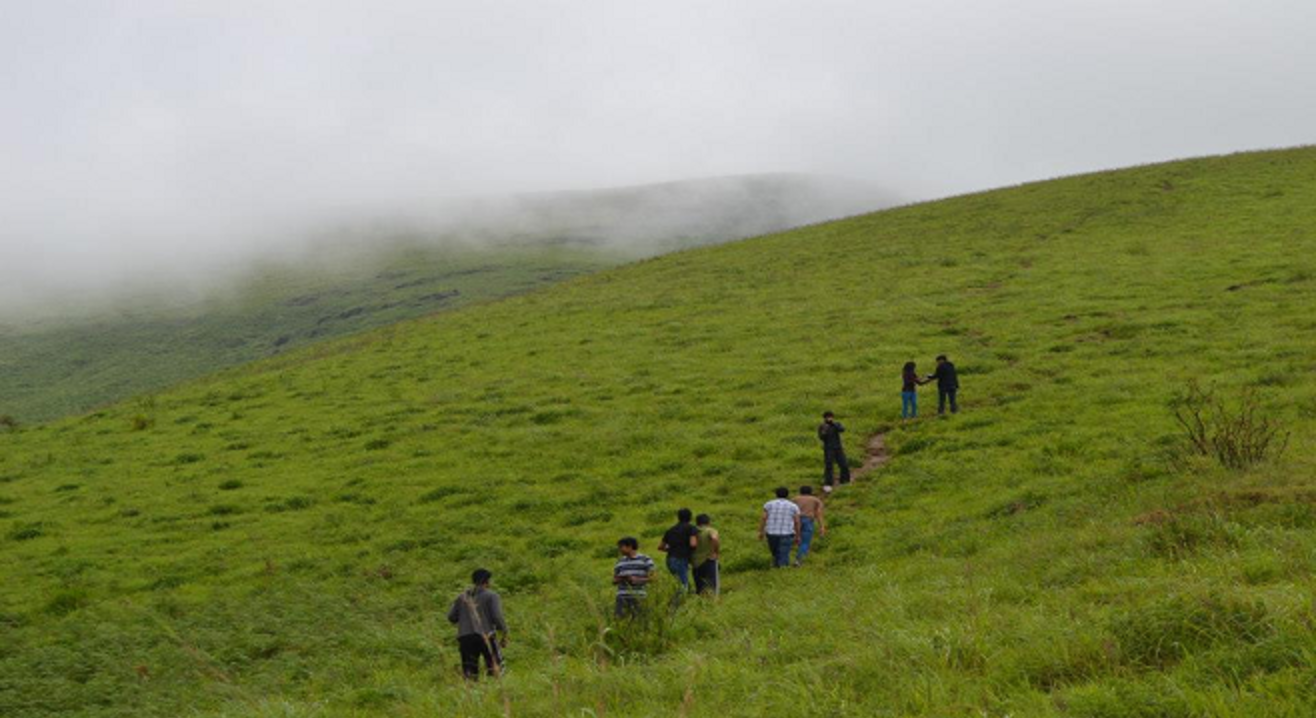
[758,487,801,569]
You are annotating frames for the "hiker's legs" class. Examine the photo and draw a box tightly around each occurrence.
[902,391,917,418]
[766,534,783,567]
[836,449,851,484]
[615,595,641,619]
[693,560,710,594]
[938,389,948,415]
[666,555,690,591]
[948,389,959,414]
[768,534,792,568]
[796,517,815,564]
[458,634,485,680]
[823,449,835,486]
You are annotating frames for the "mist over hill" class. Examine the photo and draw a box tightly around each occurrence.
[0,173,893,422]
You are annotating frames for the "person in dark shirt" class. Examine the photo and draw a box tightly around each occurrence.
[902,361,930,419]
[817,411,851,486]
[657,508,699,591]
[446,568,508,680]
[927,355,960,415]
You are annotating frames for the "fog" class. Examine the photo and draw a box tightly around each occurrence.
[3,1,1314,314]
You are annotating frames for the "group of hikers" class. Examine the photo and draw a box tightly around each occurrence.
[446,355,962,679]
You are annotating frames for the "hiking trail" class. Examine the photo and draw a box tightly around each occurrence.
[852,431,890,481]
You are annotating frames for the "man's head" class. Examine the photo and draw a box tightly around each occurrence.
[800,485,813,496]
[936,354,948,364]
[472,568,492,587]
[677,507,693,523]
[775,486,790,499]
[696,513,712,527]
[822,411,834,421]
[617,536,639,557]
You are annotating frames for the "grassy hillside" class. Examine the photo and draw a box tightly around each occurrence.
[1,173,887,424]
[0,246,617,424]
[3,148,1316,717]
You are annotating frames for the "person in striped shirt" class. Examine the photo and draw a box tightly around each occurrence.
[613,536,656,618]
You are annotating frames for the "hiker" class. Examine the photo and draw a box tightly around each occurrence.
[927,354,960,414]
[793,485,826,566]
[692,513,721,595]
[613,537,656,618]
[818,411,851,486]
[446,568,508,680]
[758,487,801,568]
[658,508,699,591]
[902,361,930,419]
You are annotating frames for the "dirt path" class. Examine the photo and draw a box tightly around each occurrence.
[852,431,890,480]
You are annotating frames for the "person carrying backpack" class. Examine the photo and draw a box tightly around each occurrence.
[446,568,508,680]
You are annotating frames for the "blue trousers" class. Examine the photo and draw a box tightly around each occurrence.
[666,555,690,590]
[767,534,794,568]
[901,391,917,418]
[796,517,816,564]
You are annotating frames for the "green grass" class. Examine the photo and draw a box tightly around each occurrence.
[0,245,619,424]
[3,147,1316,716]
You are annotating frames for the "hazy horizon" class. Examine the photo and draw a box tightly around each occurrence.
[4,1,1314,313]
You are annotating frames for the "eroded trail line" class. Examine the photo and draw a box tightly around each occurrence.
[851,432,889,482]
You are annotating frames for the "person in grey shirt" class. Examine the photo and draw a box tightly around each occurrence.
[447,568,508,679]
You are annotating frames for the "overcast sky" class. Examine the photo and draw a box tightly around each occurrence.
[2,0,1314,308]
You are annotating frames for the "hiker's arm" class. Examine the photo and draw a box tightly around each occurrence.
[689,533,698,550]
[710,533,721,558]
[489,595,509,644]
[793,514,802,543]
[657,539,669,552]
[446,598,460,624]
[758,511,767,540]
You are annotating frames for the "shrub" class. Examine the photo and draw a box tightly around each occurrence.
[1171,380,1289,470]
[0,414,18,432]
[218,479,244,491]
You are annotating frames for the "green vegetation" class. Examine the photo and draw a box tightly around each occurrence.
[0,246,618,424]
[3,147,1316,717]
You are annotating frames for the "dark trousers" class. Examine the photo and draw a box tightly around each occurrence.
[458,633,501,680]
[767,534,794,568]
[824,447,850,485]
[694,559,720,595]
[938,389,959,414]
[615,594,645,618]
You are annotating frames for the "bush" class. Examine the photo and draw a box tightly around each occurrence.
[0,414,18,432]
[1171,380,1289,470]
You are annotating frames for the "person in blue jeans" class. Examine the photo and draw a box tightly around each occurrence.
[902,361,930,419]
[793,485,826,566]
[658,508,699,591]
[758,487,801,568]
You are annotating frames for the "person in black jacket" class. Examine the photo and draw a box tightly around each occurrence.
[817,411,851,486]
[928,355,960,415]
